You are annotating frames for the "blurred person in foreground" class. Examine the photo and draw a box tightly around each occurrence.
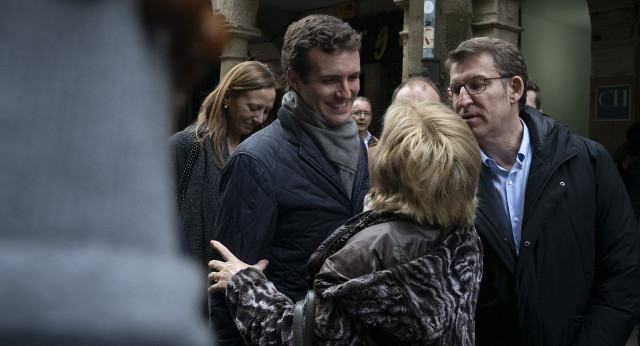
[209,14,370,345]
[351,96,378,148]
[0,0,227,344]
[208,98,483,345]
[446,36,640,346]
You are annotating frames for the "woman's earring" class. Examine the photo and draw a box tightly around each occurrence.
[223,104,228,110]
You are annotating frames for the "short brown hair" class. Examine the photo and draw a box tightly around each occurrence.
[281,14,361,84]
[526,80,541,109]
[446,37,528,109]
[367,99,481,227]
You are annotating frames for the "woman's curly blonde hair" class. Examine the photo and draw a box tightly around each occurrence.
[367,98,481,228]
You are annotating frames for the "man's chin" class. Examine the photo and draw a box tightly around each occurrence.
[323,114,352,128]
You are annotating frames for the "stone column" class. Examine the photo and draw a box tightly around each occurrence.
[440,0,473,87]
[472,0,522,45]
[394,0,426,80]
[212,0,262,78]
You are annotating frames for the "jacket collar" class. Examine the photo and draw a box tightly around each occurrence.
[520,106,576,166]
[475,107,578,270]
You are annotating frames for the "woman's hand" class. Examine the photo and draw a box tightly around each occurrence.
[207,240,269,293]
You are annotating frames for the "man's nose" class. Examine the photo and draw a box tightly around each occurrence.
[336,80,352,99]
[457,87,473,108]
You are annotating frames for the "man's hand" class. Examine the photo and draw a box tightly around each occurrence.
[207,240,269,293]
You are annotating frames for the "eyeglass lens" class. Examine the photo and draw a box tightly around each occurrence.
[447,78,487,100]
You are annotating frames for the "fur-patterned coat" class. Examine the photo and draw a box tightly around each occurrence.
[225,210,483,345]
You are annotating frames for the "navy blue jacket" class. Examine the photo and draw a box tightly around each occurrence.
[475,107,640,346]
[210,109,370,345]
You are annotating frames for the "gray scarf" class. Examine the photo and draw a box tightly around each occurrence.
[282,91,360,198]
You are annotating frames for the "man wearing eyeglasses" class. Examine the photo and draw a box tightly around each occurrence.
[351,96,378,148]
[446,37,640,346]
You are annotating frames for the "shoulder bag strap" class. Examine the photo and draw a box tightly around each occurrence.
[293,289,316,346]
[177,132,199,216]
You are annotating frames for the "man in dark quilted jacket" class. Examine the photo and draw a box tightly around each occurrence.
[209,14,370,345]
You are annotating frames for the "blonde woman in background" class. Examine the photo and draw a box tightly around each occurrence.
[171,60,278,267]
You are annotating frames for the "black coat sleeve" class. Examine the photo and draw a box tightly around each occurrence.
[573,139,640,345]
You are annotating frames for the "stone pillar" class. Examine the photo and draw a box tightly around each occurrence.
[212,0,262,78]
[472,0,522,45]
[248,42,285,85]
[440,0,473,87]
[394,0,426,80]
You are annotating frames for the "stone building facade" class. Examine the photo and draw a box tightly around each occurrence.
[200,0,640,155]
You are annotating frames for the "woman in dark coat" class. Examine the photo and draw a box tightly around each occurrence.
[170,61,278,267]
[208,99,484,345]
[170,61,277,324]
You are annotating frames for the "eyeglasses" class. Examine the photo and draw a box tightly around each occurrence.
[446,76,506,101]
[351,110,372,116]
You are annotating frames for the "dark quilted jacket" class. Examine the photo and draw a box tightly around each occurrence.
[210,107,370,345]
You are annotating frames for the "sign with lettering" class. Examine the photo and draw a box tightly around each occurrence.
[596,85,630,120]
[347,11,403,64]
[424,27,434,48]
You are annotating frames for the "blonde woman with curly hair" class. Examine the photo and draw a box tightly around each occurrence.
[208,98,483,345]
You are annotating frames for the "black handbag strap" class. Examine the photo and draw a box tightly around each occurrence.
[176,132,199,216]
[293,289,316,346]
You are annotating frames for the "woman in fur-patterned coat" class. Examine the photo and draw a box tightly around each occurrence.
[208,99,484,345]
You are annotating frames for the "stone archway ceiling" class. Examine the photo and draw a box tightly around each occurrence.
[260,0,346,12]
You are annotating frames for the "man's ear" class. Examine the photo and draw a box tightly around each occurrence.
[286,68,300,93]
[509,76,524,105]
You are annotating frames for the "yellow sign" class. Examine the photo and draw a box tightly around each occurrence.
[338,2,357,19]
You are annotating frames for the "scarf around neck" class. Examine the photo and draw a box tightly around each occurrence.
[281,91,360,197]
